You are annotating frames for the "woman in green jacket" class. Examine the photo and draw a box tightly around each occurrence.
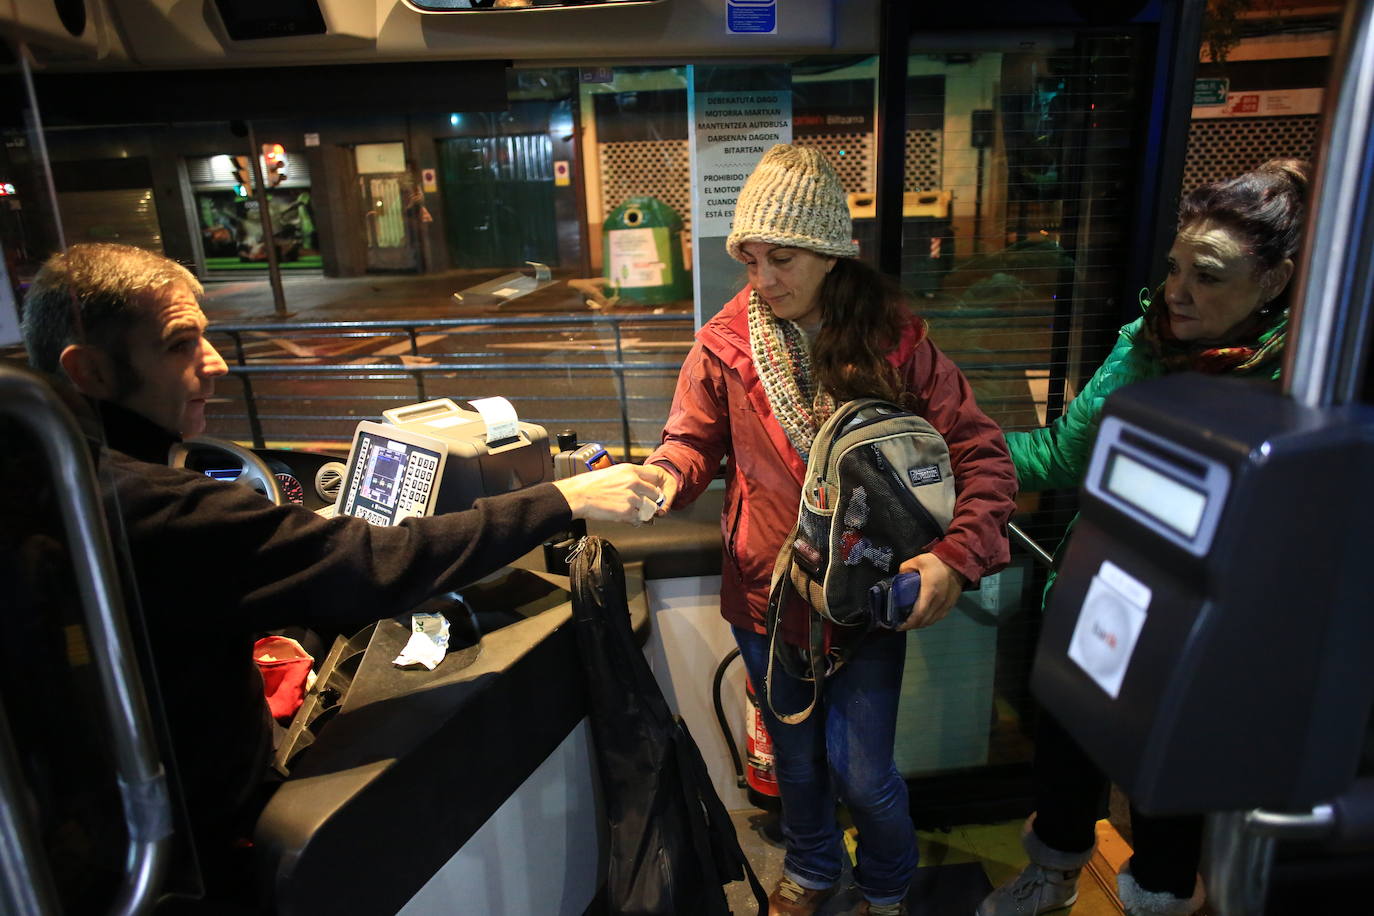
[978,158,1310,916]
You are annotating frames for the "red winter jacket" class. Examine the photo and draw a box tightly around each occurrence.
[647,286,1018,634]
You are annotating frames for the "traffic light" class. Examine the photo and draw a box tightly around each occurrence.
[262,143,286,187]
[232,155,253,197]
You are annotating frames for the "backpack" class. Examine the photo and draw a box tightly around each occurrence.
[569,535,768,915]
[764,398,955,723]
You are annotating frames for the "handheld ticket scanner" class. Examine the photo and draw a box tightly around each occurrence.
[334,398,553,525]
[1032,373,1374,815]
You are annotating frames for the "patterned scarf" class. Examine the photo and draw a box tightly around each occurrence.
[1138,284,1288,378]
[747,291,836,460]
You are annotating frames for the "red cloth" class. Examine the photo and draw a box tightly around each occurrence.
[647,285,1018,639]
[253,636,313,721]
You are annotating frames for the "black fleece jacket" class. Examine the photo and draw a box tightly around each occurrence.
[96,402,572,852]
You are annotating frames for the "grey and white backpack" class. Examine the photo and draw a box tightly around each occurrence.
[765,398,955,723]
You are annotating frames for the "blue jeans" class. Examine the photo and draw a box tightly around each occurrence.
[734,625,916,905]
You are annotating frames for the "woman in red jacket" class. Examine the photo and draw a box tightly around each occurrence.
[647,144,1017,916]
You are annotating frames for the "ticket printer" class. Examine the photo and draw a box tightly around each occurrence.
[333,398,553,526]
[1032,373,1374,815]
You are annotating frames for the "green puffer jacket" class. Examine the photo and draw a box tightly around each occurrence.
[1008,314,1281,599]
[1008,317,1160,493]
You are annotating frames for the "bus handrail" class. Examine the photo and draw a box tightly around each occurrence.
[1008,521,1055,569]
[0,702,56,914]
[221,360,686,372]
[208,312,692,334]
[0,364,174,916]
[1285,0,1374,407]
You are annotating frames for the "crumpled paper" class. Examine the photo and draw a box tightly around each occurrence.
[392,612,450,670]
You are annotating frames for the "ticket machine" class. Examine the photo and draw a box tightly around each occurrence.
[1032,373,1374,816]
[333,397,554,525]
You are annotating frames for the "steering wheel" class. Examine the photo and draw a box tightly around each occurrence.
[169,436,286,506]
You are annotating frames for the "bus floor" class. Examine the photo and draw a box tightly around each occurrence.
[723,813,1168,916]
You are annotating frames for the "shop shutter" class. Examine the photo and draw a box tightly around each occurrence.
[57,189,162,253]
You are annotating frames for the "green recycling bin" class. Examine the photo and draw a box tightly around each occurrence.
[603,196,691,304]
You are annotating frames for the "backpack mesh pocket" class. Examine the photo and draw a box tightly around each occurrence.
[824,443,941,625]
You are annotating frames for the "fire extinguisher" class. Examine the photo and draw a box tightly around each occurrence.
[743,674,780,805]
[714,648,782,812]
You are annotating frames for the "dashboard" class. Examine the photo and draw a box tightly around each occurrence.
[184,446,347,512]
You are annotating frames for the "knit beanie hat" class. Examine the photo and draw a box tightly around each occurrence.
[726,144,859,262]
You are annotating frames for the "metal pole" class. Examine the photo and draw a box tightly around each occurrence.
[408,327,428,401]
[244,121,290,319]
[612,321,631,460]
[1205,811,1275,916]
[0,701,56,915]
[240,374,265,450]
[229,332,266,449]
[1121,0,1206,325]
[1283,0,1374,407]
[229,329,248,367]
[874,0,911,277]
[18,43,66,252]
[1207,4,1374,912]
[974,147,985,255]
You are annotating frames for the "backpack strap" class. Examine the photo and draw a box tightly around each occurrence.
[765,550,825,726]
[765,609,822,726]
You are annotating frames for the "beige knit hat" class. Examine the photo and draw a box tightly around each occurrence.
[726,144,858,262]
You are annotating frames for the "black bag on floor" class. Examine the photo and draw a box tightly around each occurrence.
[569,535,768,916]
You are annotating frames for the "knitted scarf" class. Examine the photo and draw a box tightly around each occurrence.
[1139,285,1288,377]
[747,290,836,460]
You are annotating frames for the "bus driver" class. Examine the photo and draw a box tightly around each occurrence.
[19,241,671,894]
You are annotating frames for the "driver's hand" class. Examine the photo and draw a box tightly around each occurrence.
[552,463,670,525]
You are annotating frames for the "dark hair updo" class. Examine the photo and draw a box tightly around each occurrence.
[1177,158,1311,280]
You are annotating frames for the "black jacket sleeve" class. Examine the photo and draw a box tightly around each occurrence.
[106,452,573,636]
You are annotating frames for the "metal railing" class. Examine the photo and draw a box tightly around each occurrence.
[204,305,1090,460]
[207,312,695,459]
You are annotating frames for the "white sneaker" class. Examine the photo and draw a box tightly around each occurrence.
[977,863,1082,916]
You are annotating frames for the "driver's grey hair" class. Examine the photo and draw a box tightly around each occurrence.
[20,243,204,392]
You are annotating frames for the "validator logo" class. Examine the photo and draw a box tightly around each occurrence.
[1090,620,1119,651]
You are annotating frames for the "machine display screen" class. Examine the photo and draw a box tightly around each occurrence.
[1104,450,1208,539]
[360,445,406,508]
[339,431,442,527]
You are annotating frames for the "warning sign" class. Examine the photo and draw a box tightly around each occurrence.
[692,89,792,236]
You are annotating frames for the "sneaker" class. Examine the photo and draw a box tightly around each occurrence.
[1117,867,1205,916]
[976,863,1082,916]
[768,876,835,916]
[856,900,908,915]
